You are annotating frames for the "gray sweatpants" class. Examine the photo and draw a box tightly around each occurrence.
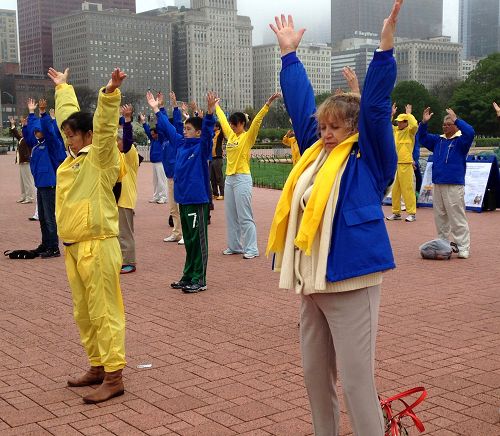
[300,285,384,436]
[118,207,135,265]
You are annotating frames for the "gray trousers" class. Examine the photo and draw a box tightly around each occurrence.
[433,184,470,252]
[300,285,384,436]
[118,207,135,265]
[19,163,35,201]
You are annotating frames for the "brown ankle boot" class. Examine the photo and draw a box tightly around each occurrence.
[83,369,124,404]
[67,366,105,387]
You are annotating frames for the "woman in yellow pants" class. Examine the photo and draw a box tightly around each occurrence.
[47,66,127,404]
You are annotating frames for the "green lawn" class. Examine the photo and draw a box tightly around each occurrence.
[250,159,292,189]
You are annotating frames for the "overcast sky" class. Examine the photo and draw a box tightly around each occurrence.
[4,0,459,44]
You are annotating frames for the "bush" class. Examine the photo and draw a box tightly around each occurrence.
[257,128,288,141]
[474,137,500,147]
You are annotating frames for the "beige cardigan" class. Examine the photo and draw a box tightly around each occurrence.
[275,148,382,295]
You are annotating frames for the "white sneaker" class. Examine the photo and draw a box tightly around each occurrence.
[16,198,25,203]
[458,250,470,259]
[386,214,402,221]
[177,238,185,245]
[21,199,33,204]
[243,253,259,259]
[157,199,167,204]
[149,198,158,203]
[223,248,243,255]
[405,214,416,222]
[163,235,180,242]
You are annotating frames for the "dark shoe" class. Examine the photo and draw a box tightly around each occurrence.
[40,247,61,258]
[168,215,174,227]
[30,244,46,256]
[171,280,191,289]
[83,369,124,404]
[182,283,207,294]
[68,366,105,387]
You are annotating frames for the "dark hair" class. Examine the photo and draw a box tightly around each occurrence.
[229,112,249,127]
[150,127,157,134]
[61,111,93,134]
[185,116,202,131]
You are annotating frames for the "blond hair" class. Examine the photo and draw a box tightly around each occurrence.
[316,92,361,134]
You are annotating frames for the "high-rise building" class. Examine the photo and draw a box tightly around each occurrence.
[143,1,253,111]
[459,0,500,58]
[0,9,18,64]
[253,43,331,109]
[331,0,443,47]
[17,0,136,76]
[52,7,171,108]
[394,37,462,89]
[461,58,480,80]
[174,0,191,7]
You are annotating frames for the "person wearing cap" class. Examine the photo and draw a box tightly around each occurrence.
[386,104,418,222]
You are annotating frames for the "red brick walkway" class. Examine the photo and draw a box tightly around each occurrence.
[0,153,499,435]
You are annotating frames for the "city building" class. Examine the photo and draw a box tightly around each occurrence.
[174,0,191,7]
[142,0,253,112]
[253,43,331,109]
[459,0,500,59]
[394,37,462,89]
[17,0,136,76]
[0,9,18,64]
[51,5,171,110]
[331,0,443,47]
[461,58,480,80]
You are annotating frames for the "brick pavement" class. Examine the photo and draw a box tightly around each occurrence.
[0,152,499,436]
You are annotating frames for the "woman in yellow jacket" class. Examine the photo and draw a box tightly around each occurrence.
[215,93,280,259]
[47,66,127,404]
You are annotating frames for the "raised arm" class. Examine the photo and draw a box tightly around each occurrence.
[270,15,317,153]
[25,99,41,148]
[147,91,182,146]
[446,108,475,153]
[357,0,403,188]
[417,107,440,152]
[201,91,217,158]
[170,92,185,135]
[243,94,278,147]
[39,99,66,165]
[9,117,21,141]
[121,104,134,154]
[214,104,233,140]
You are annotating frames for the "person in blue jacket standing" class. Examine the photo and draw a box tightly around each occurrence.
[140,107,168,204]
[26,98,67,258]
[417,107,475,259]
[146,90,216,294]
[266,2,403,434]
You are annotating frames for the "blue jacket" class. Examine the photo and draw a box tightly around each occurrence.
[156,110,214,205]
[417,119,475,185]
[26,113,66,188]
[281,49,397,283]
[143,122,164,163]
[161,108,183,178]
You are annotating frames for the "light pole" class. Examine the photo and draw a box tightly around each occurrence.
[1,91,15,150]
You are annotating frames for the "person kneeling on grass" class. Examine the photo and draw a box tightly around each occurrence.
[147,90,216,294]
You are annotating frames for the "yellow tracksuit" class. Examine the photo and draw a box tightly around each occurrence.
[55,83,126,372]
[392,114,418,215]
[215,104,269,175]
[282,135,301,166]
[118,146,139,210]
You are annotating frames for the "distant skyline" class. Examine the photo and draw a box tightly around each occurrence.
[3,0,459,44]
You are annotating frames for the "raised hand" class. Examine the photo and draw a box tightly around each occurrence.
[138,113,146,124]
[121,104,134,122]
[269,15,306,56]
[146,91,159,112]
[493,102,500,117]
[422,107,433,124]
[405,104,412,114]
[47,67,69,86]
[380,0,404,51]
[49,108,56,119]
[334,88,344,96]
[392,103,398,118]
[266,92,281,107]
[8,116,16,127]
[38,98,47,114]
[170,91,178,108]
[445,108,457,123]
[27,98,37,114]
[105,68,127,94]
[181,102,190,120]
[20,115,27,127]
[206,91,219,115]
[157,92,164,107]
[342,66,360,94]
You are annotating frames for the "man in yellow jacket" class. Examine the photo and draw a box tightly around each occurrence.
[48,66,127,404]
[386,104,418,222]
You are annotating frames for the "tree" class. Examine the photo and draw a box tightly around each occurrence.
[391,80,442,132]
[430,77,463,110]
[74,87,98,112]
[450,53,500,136]
[315,92,331,106]
[262,103,289,129]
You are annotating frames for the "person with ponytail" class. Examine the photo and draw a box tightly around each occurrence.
[216,93,280,259]
[267,1,403,434]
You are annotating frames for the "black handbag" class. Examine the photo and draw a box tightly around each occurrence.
[4,249,38,259]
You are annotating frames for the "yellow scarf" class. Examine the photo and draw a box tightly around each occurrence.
[266,133,358,256]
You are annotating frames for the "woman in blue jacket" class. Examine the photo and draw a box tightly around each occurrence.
[266,2,403,435]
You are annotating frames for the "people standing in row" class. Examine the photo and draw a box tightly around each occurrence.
[267,0,402,433]
[9,115,35,205]
[386,103,418,222]
[210,121,225,199]
[117,104,140,274]
[216,92,281,259]
[49,66,127,403]
[417,107,475,259]
[25,98,67,258]
[140,110,167,204]
[147,90,216,294]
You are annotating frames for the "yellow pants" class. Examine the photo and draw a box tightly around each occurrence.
[392,163,416,215]
[64,237,126,372]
